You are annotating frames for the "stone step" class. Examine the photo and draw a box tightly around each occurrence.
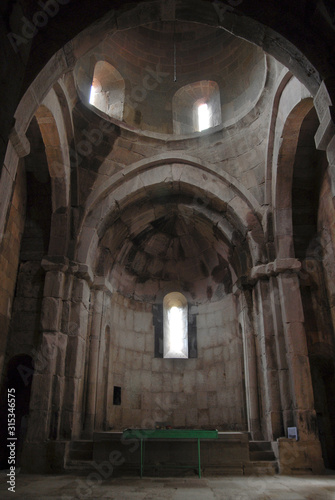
[244,461,278,475]
[249,441,273,452]
[249,441,276,462]
[249,450,276,461]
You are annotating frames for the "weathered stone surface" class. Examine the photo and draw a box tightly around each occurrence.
[2,1,335,476]
[44,271,65,298]
[40,297,62,332]
[65,335,86,379]
[277,274,304,324]
[69,301,89,338]
[278,438,324,475]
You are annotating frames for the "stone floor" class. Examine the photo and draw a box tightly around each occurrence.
[1,472,335,499]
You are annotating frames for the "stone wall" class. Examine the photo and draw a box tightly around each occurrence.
[318,171,335,330]
[196,294,247,430]
[5,132,52,364]
[106,293,247,431]
[0,162,26,380]
[304,169,335,468]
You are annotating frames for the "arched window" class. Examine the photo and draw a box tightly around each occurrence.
[89,61,125,120]
[153,295,198,359]
[172,80,221,134]
[163,292,188,358]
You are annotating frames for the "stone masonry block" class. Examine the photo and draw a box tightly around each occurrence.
[62,377,81,412]
[65,335,86,379]
[285,322,308,356]
[289,357,314,410]
[278,438,324,475]
[40,297,62,332]
[29,373,53,411]
[278,275,304,324]
[197,391,208,409]
[44,271,65,298]
[25,410,50,443]
[69,302,89,338]
[55,332,68,376]
[72,278,91,305]
[314,80,332,123]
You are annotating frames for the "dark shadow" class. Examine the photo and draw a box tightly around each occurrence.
[0,355,34,469]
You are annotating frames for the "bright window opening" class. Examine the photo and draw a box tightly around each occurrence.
[168,307,184,353]
[163,292,188,358]
[89,83,98,105]
[172,80,221,135]
[88,62,125,120]
[198,103,210,131]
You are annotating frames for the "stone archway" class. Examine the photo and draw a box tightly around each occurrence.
[78,158,266,271]
[274,97,314,258]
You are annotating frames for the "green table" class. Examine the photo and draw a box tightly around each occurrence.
[122,428,218,478]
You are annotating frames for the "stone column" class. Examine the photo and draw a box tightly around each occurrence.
[276,261,315,438]
[82,288,102,437]
[25,258,67,441]
[60,263,92,440]
[82,277,113,438]
[21,256,69,472]
[269,276,293,432]
[95,280,113,430]
[252,277,282,441]
[237,285,262,440]
[275,258,324,473]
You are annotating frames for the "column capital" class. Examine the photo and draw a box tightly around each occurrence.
[41,257,95,284]
[41,256,69,272]
[273,258,301,274]
[73,262,94,285]
[92,276,114,296]
[245,258,301,285]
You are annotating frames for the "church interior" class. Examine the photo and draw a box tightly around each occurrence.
[0,0,335,481]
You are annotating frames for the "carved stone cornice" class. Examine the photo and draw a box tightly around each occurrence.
[41,256,94,285]
[92,276,114,296]
[234,258,302,293]
[250,258,301,281]
[41,256,69,272]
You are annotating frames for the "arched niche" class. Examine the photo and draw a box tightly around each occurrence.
[172,81,221,134]
[89,61,125,120]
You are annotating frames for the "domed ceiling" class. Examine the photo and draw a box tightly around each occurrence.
[76,20,264,303]
[75,20,266,134]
